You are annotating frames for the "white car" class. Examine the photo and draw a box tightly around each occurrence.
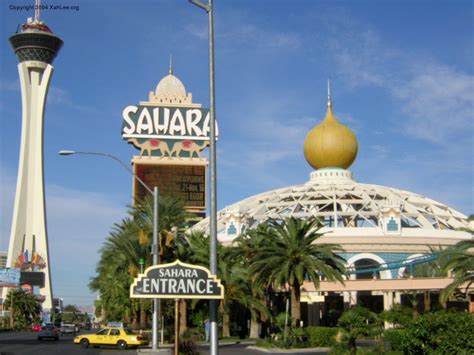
[60,323,76,335]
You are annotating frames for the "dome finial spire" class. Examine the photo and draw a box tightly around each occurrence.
[169,54,173,75]
[303,83,359,170]
[327,79,332,108]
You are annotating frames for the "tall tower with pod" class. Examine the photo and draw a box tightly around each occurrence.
[5,4,63,311]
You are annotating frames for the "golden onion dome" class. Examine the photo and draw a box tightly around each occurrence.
[304,89,358,170]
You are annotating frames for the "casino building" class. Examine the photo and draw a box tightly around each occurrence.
[193,88,473,325]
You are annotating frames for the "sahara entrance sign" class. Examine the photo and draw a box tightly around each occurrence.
[130,260,224,299]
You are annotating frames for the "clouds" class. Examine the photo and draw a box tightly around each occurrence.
[185,10,302,52]
[0,165,127,306]
[217,94,315,195]
[0,165,16,247]
[47,86,71,105]
[315,9,472,214]
[46,184,127,303]
[0,79,19,92]
[393,64,474,144]
[329,28,394,88]
[321,13,474,146]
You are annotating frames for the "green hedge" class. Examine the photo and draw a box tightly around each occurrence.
[383,328,405,351]
[401,310,474,354]
[305,326,338,347]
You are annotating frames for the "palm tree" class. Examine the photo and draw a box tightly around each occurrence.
[218,247,270,338]
[103,220,151,329]
[251,217,346,325]
[4,288,40,329]
[231,224,271,338]
[178,231,267,337]
[174,231,209,336]
[338,306,382,355]
[440,239,474,303]
[406,246,447,313]
[62,304,80,323]
[89,195,188,329]
[89,247,134,325]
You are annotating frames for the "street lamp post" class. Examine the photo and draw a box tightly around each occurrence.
[188,1,219,354]
[58,150,161,350]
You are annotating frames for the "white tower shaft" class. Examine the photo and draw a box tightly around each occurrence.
[6,61,54,310]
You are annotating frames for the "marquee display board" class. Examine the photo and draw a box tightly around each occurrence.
[133,159,207,211]
[20,271,45,287]
[130,260,224,299]
[0,268,20,286]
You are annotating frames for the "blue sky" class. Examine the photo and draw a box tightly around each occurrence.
[1,0,473,308]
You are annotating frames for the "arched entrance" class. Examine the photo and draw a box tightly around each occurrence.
[354,258,380,279]
[346,254,391,313]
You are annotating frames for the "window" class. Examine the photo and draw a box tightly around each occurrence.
[227,222,237,235]
[110,329,120,336]
[96,329,108,335]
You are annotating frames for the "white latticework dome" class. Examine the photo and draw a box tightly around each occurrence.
[193,168,471,251]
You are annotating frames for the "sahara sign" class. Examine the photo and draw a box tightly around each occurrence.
[130,260,224,300]
[122,106,213,140]
[122,70,219,158]
[122,106,218,158]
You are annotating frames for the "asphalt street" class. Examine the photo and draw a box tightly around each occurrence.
[0,331,137,355]
[0,331,328,355]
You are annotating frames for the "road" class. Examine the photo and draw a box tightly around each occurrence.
[0,331,327,355]
[0,331,136,355]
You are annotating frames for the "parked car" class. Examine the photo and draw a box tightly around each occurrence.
[60,323,76,335]
[73,326,148,350]
[38,324,59,341]
[31,324,41,332]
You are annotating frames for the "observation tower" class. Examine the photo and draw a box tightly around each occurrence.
[4,7,63,311]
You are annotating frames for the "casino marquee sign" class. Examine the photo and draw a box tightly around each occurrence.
[130,260,224,299]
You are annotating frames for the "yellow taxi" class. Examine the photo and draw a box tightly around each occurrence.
[73,325,148,350]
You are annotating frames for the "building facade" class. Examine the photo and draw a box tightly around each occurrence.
[193,89,472,325]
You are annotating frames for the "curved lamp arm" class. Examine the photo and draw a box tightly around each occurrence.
[58,150,154,196]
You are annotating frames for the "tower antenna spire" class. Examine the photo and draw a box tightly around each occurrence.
[169,54,173,75]
[327,79,332,108]
[35,0,41,22]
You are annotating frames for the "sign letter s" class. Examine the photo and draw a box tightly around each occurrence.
[122,106,138,135]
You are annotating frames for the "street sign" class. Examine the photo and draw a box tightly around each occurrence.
[130,260,224,299]
[0,268,20,286]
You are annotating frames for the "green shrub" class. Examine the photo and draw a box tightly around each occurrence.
[274,327,309,348]
[401,310,474,354]
[306,326,338,347]
[273,312,289,333]
[178,328,200,355]
[383,328,405,351]
[338,307,382,353]
[380,304,412,328]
